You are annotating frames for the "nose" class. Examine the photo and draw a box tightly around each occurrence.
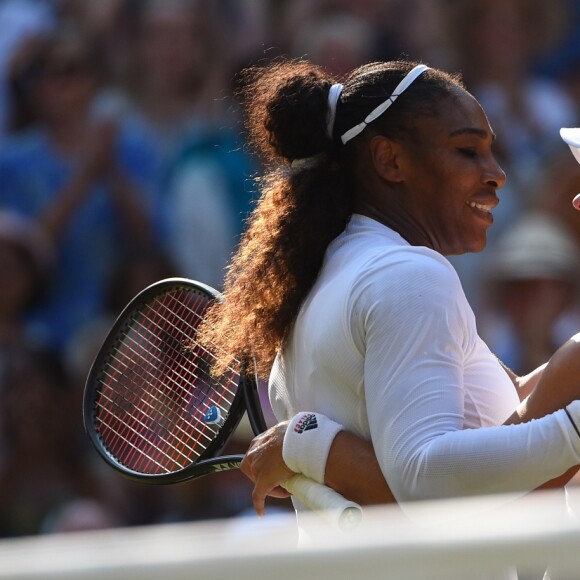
[483,155,507,189]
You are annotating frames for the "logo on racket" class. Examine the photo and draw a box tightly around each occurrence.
[203,405,225,427]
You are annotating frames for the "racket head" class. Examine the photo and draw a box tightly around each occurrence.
[83,278,246,484]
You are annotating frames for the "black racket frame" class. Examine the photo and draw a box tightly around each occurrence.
[83,278,268,485]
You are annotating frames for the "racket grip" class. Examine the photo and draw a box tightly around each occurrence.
[282,474,362,531]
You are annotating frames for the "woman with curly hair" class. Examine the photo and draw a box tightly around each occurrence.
[200,58,580,521]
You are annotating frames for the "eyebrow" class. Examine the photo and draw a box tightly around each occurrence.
[449,127,496,141]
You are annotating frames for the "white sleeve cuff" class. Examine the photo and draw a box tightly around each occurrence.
[282,412,343,484]
[565,400,580,441]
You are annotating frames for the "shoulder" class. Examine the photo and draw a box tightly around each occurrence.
[351,244,469,335]
[362,244,462,297]
[328,218,465,309]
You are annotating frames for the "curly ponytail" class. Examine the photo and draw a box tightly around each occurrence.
[199,59,352,377]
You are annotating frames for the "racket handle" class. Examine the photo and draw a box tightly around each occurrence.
[282,474,362,531]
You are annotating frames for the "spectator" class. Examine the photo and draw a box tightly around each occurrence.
[0,24,159,352]
[107,0,257,288]
[0,343,93,536]
[160,130,256,289]
[115,0,231,164]
[275,0,397,62]
[0,0,56,136]
[289,12,379,77]
[0,210,54,363]
[384,0,456,69]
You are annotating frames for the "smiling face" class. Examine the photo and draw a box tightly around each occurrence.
[376,87,506,255]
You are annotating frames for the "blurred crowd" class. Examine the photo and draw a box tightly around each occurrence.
[1,0,580,538]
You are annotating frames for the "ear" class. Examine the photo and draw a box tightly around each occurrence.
[369,136,405,183]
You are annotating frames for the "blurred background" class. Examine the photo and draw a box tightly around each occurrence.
[0,0,580,538]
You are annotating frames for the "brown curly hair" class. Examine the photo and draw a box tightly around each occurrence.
[199,58,464,377]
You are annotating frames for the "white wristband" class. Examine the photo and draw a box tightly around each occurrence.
[282,412,343,484]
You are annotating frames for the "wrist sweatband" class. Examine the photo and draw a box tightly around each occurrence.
[282,412,343,484]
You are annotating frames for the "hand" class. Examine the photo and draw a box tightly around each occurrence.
[240,421,296,516]
[81,118,118,180]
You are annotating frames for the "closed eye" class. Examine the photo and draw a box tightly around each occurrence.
[458,148,478,158]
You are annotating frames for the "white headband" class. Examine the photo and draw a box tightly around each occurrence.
[327,83,343,138]
[340,64,430,144]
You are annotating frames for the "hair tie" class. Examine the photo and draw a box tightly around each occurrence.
[290,154,323,171]
[327,83,343,139]
[341,64,429,144]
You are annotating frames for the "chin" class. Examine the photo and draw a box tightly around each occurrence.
[445,238,487,256]
[468,239,487,253]
[474,233,489,253]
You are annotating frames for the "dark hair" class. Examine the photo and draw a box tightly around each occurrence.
[200,58,464,376]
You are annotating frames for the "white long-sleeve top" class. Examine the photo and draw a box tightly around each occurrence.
[269,214,580,504]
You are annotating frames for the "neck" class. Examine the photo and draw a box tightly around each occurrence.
[353,197,437,251]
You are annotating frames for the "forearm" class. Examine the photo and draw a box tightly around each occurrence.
[387,410,580,501]
[324,430,396,505]
[281,413,395,504]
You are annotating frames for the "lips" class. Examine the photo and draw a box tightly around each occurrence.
[466,200,494,213]
[466,198,497,224]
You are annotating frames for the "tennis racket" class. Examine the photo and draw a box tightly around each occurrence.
[83,277,362,531]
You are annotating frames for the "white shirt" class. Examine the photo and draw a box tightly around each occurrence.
[270,214,580,504]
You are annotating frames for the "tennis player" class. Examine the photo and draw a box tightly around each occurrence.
[200,60,580,526]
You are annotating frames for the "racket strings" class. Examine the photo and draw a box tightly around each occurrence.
[103,314,231,418]
[96,346,206,471]
[97,348,215,465]
[94,287,243,474]
[94,398,189,472]
[145,290,237,465]
[103,291,220,449]
[96,306,223,472]
[96,292,208,471]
